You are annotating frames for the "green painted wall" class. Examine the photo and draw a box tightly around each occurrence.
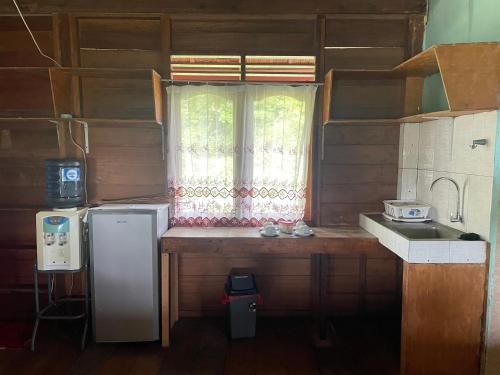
[422,0,500,113]
[423,4,500,374]
[424,0,500,48]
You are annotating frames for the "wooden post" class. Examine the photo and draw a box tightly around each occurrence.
[161,252,171,347]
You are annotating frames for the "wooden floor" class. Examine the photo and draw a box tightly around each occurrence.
[0,317,400,375]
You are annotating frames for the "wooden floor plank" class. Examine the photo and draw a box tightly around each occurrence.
[0,317,399,375]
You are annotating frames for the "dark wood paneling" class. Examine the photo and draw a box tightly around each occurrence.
[171,19,316,54]
[0,208,37,247]
[80,77,156,119]
[0,0,426,14]
[178,253,398,316]
[323,125,399,145]
[0,69,54,117]
[330,79,405,119]
[0,16,54,66]
[78,18,161,50]
[321,183,397,203]
[324,47,406,70]
[325,17,409,47]
[80,49,161,69]
[320,203,385,226]
[323,145,399,165]
[321,165,398,185]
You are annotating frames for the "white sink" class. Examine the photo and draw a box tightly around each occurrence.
[360,213,486,264]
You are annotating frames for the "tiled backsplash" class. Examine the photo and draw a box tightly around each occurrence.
[398,111,498,241]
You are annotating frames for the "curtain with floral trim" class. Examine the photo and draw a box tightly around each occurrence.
[166,84,317,226]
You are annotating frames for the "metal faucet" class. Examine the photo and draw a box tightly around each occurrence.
[430,177,462,223]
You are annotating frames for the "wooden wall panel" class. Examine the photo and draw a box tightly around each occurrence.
[80,49,161,69]
[179,253,399,317]
[320,124,399,225]
[0,16,54,66]
[325,17,409,47]
[85,126,165,202]
[0,6,424,318]
[81,78,157,119]
[77,17,162,69]
[0,125,59,207]
[324,16,409,71]
[171,19,316,54]
[78,18,161,50]
[0,69,54,117]
[0,208,37,247]
[330,79,405,119]
[0,0,427,14]
[324,48,406,70]
[318,15,422,226]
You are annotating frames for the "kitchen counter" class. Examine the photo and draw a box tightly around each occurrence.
[161,226,387,255]
[160,225,391,347]
[360,213,486,264]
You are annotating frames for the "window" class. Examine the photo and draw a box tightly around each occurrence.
[166,83,317,226]
[170,55,316,82]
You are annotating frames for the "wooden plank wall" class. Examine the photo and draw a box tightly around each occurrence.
[320,15,423,225]
[0,1,426,14]
[0,10,423,317]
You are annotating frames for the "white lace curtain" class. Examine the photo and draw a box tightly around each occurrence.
[166,84,317,226]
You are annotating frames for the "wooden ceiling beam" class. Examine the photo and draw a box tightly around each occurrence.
[0,0,426,15]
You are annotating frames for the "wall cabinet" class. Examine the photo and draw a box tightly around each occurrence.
[322,42,500,125]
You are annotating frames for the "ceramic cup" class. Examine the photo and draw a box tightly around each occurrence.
[263,226,278,236]
[263,222,278,235]
[294,221,307,231]
[295,224,311,236]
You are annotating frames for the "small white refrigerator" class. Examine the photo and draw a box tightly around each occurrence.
[88,204,169,342]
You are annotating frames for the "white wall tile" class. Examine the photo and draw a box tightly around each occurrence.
[417,121,436,170]
[432,118,454,172]
[450,111,497,176]
[398,168,417,200]
[466,175,494,241]
[400,123,420,169]
[409,241,450,263]
[418,118,453,171]
[398,111,497,243]
[416,169,434,205]
[450,241,486,263]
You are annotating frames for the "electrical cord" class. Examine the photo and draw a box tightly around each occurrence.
[68,121,89,205]
[11,0,62,67]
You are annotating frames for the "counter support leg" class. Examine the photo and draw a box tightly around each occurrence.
[161,252,170,347]
[311,253,330,344]
[170,253,179,328]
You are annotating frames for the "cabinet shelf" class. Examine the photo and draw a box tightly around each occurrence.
[0,117,162,129]
[322,42,500,125]
[0,67,163,123]
[323,118,400,126]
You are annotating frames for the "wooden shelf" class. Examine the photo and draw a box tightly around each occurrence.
[323,119,400,126]
[0,67,163,123]
[0,117,162,129]
[322,42,500,125]
[332,69,402,80]
[399,109,487,123]
[395,42,500,115]
[392,47,439,76]
[49,67,163,123]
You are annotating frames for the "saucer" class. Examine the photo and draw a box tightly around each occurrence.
[293,228,313,237]
[260,229,279,237]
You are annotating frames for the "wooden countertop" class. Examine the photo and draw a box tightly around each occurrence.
[161,226,388,256]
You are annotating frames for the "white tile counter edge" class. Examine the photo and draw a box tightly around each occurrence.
[359,214,486,264]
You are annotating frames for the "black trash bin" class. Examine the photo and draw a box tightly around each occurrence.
[222,269,262,339]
